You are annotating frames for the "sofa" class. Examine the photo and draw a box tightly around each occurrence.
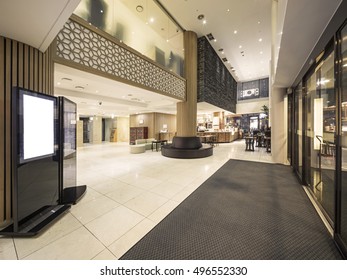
[135,138,156,150]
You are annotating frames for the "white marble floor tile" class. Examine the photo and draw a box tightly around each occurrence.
[171,186,197,203]
[108,218,156,258]
[89,178,132,195]
[92,248,118,260]
[147,200,181,223]
[14,213,82,259]
[76,187,103,205]
[70,195,120,225]
[23,227,105,260]
[84,205,145,247]
[124,192,169,217]
[105,184,144,204]
[149,181,186,199]
[0,238,17,260]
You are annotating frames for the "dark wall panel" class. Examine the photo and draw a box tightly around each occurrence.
[198,37,237,113]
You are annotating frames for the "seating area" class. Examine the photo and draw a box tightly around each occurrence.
[134,138,156,150]
[244,129,271,153]
[129,144,146,154]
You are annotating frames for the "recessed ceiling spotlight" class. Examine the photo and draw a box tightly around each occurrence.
[233,30,237,34]
[61,77,72,81]
[100,10,103,13]
[260,51,263,54]
[197,14,205,20]
[202,20,207,25]
[206,33,215,40]
[258,38,263,42]
[57,82,61,85]
[214,39,217,42]
[239,45,242,48]
[258,21,261,24]
[149,17,154,23]
[136,5,144,12]
[227,9,230,12]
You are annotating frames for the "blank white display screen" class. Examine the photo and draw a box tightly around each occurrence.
[23,94,55,160]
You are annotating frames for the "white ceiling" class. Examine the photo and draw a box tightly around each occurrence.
[1,0,344,118]
[158,0,273,82]
[54,63,179,117]
[0,0,80,52]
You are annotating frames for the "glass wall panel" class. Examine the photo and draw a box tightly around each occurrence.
[74,0,184,76]
[304,49,335,222]
[340,24,347,246]
[294,83,303,177]
[288,93,293,164]
[320,52,336,220]
[304,71,316,188]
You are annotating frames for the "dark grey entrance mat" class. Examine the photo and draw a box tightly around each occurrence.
[121,160,342,260]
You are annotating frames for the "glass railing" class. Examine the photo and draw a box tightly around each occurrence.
[73,0,184,77]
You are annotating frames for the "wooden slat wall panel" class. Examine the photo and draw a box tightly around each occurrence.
[0,36,53,225]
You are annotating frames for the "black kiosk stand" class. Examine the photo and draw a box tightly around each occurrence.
[58,97,86,205]
[0,89,86,236]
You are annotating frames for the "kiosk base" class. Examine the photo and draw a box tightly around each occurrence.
[61,185,87,205]
[0,204,71,237]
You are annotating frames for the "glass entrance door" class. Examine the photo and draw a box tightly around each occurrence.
[337,22,347,253]
[304,47,336,224]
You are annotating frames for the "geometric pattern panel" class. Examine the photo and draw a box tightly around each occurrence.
[56,19,186,100]
[197,36,236,113]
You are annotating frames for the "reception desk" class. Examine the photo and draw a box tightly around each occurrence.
[197,131,239,143]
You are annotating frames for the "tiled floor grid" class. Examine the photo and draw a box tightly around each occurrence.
[0,140,273,260]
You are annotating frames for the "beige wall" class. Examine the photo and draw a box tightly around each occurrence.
[130,113,155,138]
[90,117,102,144]
[77,120,83,147]
[270,87,288,164]
[130,112,176,139]
[117,117,129,142]
[154,113,176,139]
[236,98,270,115]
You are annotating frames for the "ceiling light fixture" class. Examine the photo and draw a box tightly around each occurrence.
[197,14,205,20]
[61,77,72,81]
[75,86,84,90]
[136,5,144,12]
[233,30,237,34]
[239,45,242,48]
[227,9,230,12]
[202,20,207,25]
[258,38,263,42]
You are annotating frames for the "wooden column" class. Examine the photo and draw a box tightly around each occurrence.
[176,31,198,137]
[0,36,54,226]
